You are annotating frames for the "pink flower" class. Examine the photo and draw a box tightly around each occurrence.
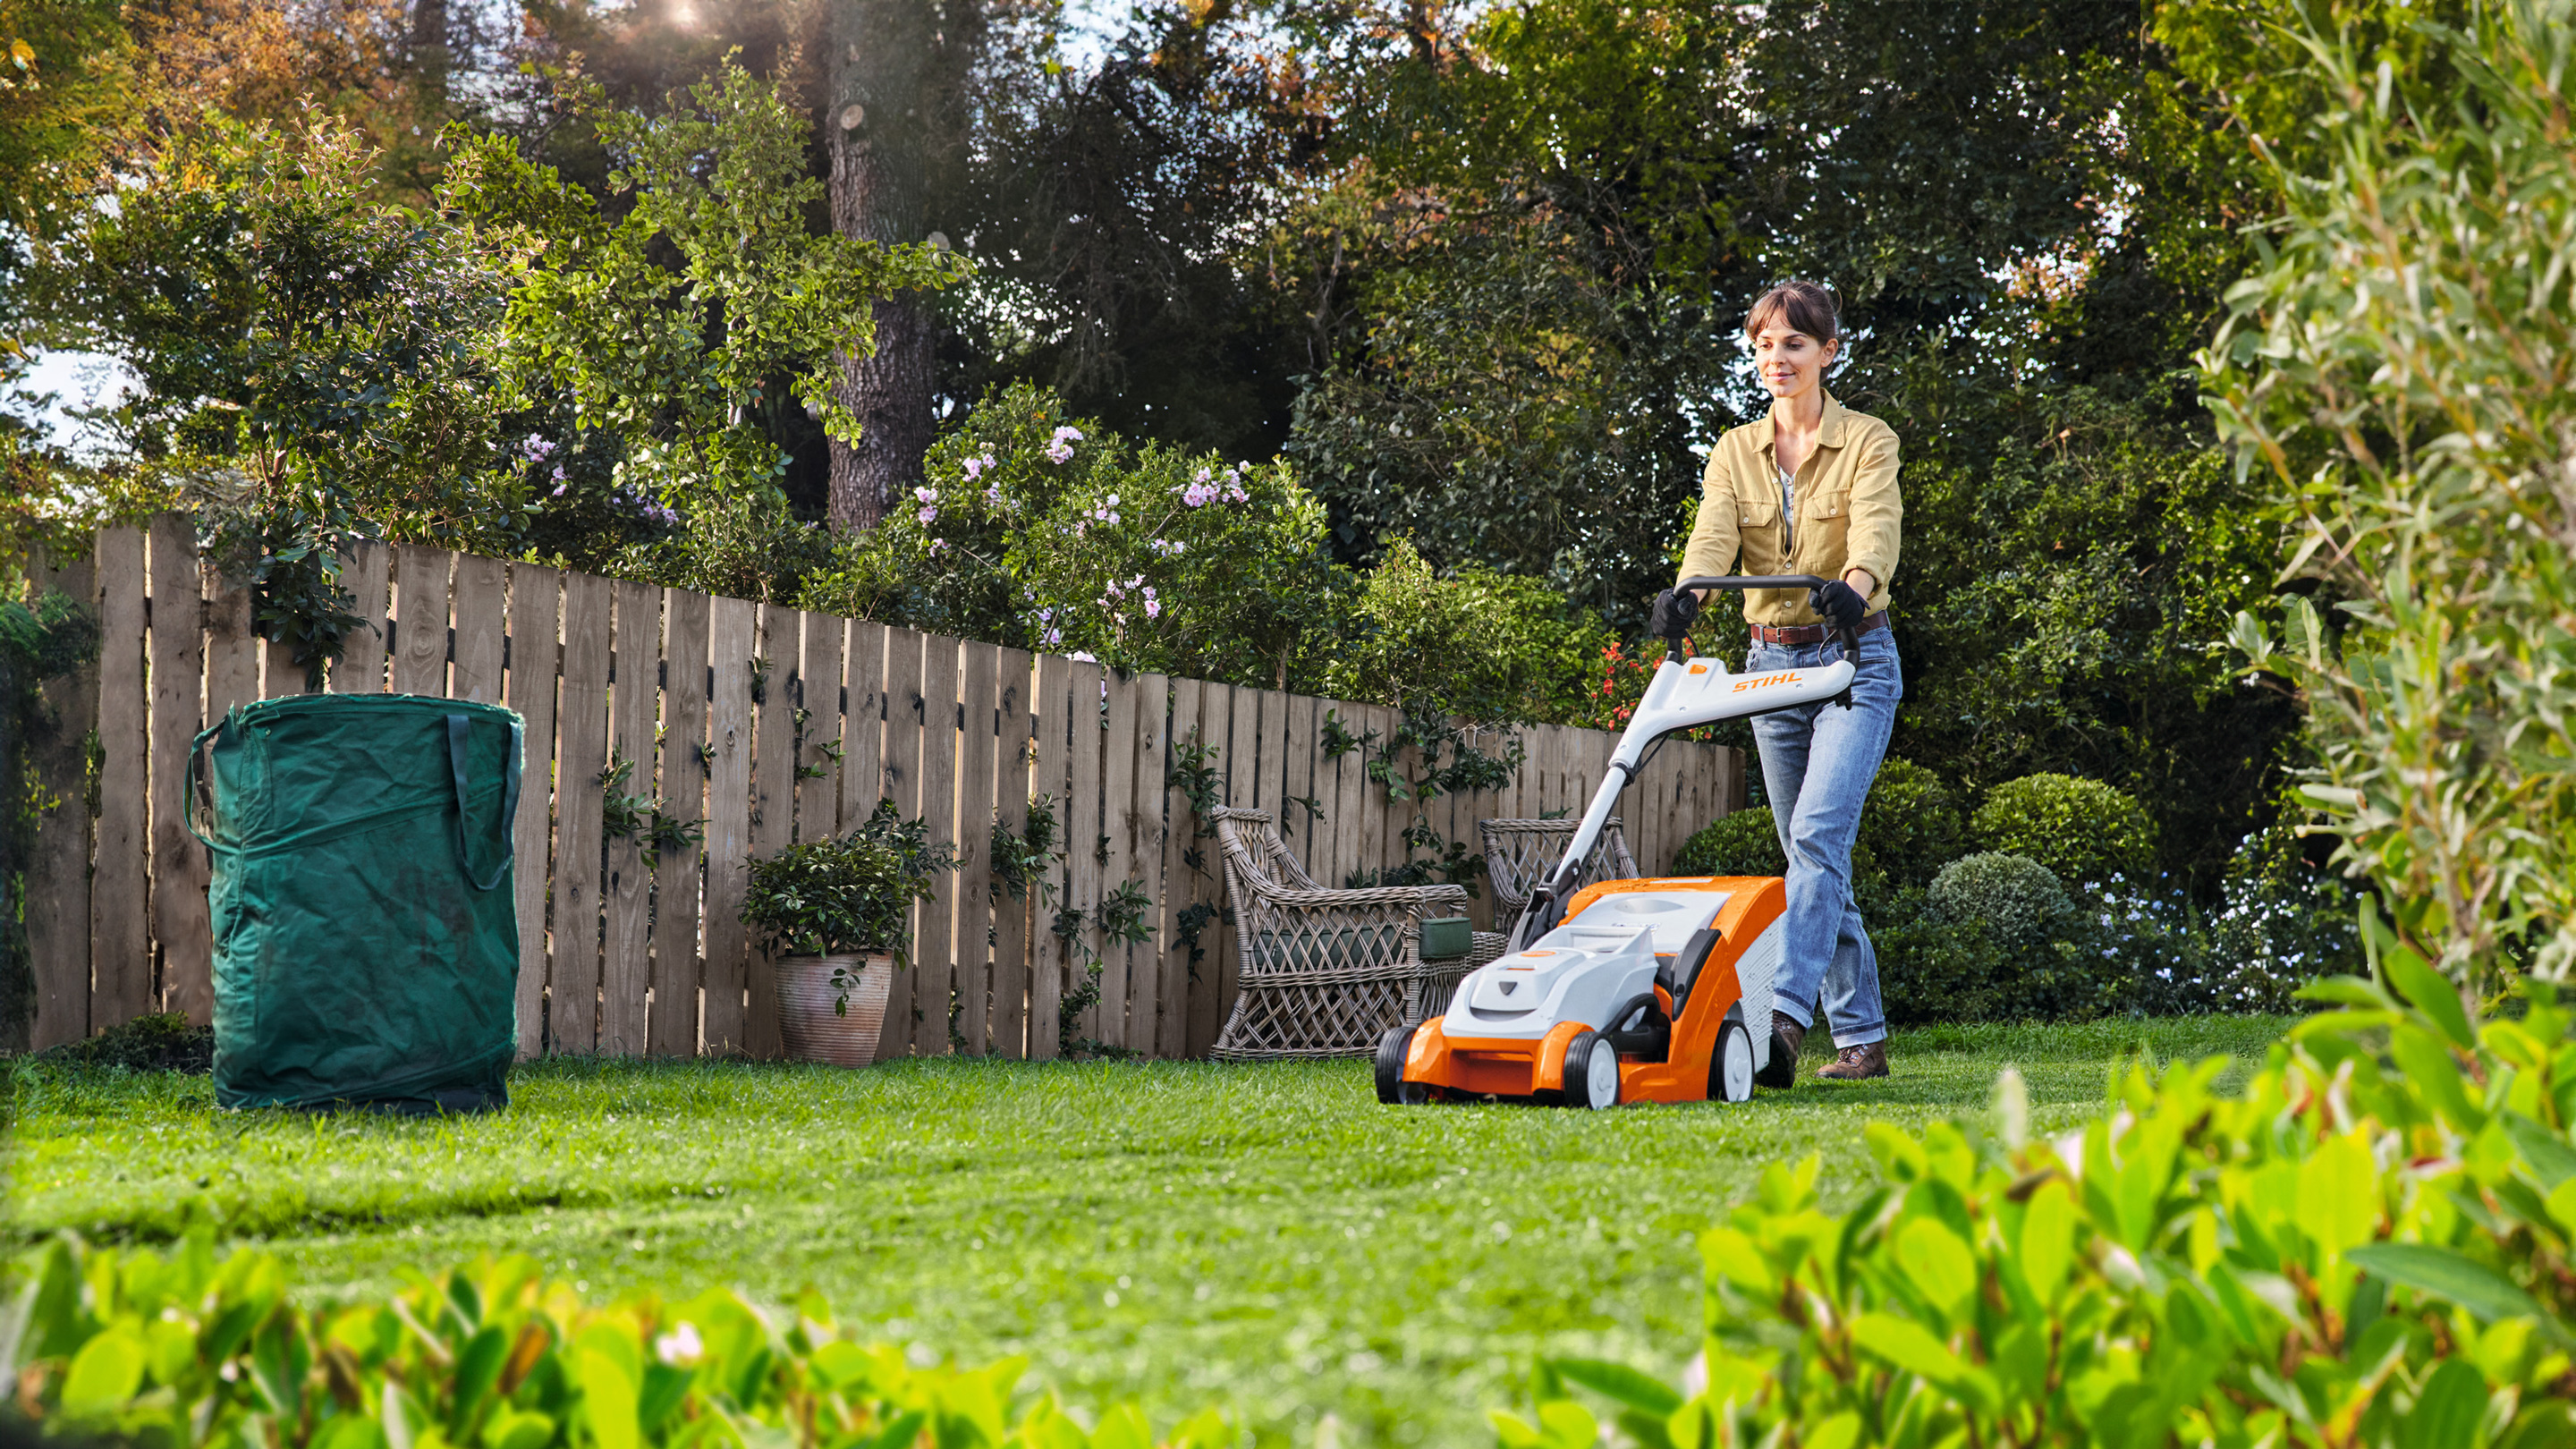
[1144,597,1161,619]
[918,504,937,525]
[962,456,985,480]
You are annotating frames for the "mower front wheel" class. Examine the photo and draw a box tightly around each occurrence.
[1710,1020,1757,1103]
[1563,1030,1620,1110]
[1375,1024,1429,1105]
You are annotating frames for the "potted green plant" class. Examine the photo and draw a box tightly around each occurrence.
[741,801,960,1066]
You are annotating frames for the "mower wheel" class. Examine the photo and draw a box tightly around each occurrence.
[1710,1020,1757,1103]
[1563,1030,1620,1110]
[1375,1024,1428,1105]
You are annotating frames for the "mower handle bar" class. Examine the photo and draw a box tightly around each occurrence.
[1665,574,1859,658]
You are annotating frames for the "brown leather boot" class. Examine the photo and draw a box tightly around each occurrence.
[1756,1015,1805,1089]
[1815,1041,1889,1081]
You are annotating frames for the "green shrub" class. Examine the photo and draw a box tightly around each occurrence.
[1971,773,2157,888]
[1926,852,2072,957]
[2207,0,2576,987]
[1319,538,1610,724]
[1854,758,1970,891]
[741,801,962,961]
[7,1235,1234,1449]
[1674,807,1784,877]
[1498,960,2576,1449]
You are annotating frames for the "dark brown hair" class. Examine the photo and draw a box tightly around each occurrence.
[1743,280,1841,344]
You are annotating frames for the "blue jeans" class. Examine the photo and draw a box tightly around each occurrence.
[1745,627,1902,1048]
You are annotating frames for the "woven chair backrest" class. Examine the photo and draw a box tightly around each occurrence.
[1208,807,1324,903]
[1478,818,1638,914]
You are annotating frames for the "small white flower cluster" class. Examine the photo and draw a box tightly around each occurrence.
[1045,425,1083,464]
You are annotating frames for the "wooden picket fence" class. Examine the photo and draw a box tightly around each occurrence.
[22,518,1743,1060]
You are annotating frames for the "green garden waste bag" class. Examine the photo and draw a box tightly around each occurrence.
[189,694,522,1112]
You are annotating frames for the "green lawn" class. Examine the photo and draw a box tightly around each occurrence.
[12,1016,2291,1446]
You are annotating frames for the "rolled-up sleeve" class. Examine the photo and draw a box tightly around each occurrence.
[1843,425,1902,598]
[1675,450,1741,586]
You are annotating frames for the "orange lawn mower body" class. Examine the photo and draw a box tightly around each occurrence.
[1374,573,1862,1110]
[1377,876,1785,1107]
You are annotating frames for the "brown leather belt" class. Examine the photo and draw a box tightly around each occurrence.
[1748,611,1889,647]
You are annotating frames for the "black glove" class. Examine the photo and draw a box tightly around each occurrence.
[1812,579,1868,634]
[1649,587,1700,639]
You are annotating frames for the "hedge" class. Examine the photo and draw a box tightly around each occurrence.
[1498,934,2576,1448]
[6,1237,1235,1449]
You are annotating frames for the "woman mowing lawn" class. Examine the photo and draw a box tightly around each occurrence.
[1650,279,1902,1085]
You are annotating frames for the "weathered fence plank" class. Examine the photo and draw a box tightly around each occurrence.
[700,597,757,1055]
[873,630,924,1061]
[391,547,452,697]
[450,555,506,706]
[28,553,95,1050]
[1063,659,1106,1052]
[1028,653,1071,1061]
[505,563,562,1060]
[1092,669,1140,1050]
[991,646,1035,1059]
[1182,683,1234,1059]
[91,528,152,1030]
[953,640,1000,1055]
[1151,678,1198,1059]
[840,622,886,828]
[1122,674,1169,1053]
[798,612,843,843]
[148,515,212,1025]
[744,605,796,1059]
[335,540,389,692]
[911,635,960,1056]
[651,588,710,1057]
[598,579,658,1056]
[550,572,613,1054]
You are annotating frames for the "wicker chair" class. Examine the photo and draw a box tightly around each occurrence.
[1478,818,1644,928]
[1207,807,1508,1059]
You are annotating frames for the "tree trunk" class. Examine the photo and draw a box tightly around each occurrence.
[824,0,951,534]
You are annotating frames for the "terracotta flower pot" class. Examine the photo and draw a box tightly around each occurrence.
[774,953,894,1067]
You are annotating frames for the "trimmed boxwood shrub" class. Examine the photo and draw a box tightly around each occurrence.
[1852,758,1970,890]
[1497,967,2576,1449]
[1926,852,2072,957]
[1676,759,1971,888]
[1674,806,1786,877]
[1970,773,2157,888]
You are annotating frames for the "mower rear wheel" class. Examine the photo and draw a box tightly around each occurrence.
[1710,1020,1757,1103]
[1563,1030,1620,1110]
[1375,1024,1429,1105]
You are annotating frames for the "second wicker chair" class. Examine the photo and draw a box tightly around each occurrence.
[1477,817,1643,932]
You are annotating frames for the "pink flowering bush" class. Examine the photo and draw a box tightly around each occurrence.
[803,384,1336,686]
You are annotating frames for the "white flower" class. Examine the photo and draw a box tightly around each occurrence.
[655,1323,704,1364]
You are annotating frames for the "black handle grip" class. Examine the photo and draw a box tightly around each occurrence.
[1665,575,1860,657]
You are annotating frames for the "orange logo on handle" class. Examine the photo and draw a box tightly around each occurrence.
[1688,664,1708,675]
[1729,672,1801,693]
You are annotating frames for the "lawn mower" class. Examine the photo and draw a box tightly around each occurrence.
[1375,575,1860,1110]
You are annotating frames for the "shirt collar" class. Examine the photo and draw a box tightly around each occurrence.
[1758,392,1849,455]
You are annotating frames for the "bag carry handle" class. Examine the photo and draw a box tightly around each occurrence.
[182,710,236,854]
[446,713,524,892]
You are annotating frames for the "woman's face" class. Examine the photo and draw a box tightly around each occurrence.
[1750,321,1838,405]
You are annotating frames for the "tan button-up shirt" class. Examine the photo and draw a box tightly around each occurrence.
[1675,392,1902,627]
